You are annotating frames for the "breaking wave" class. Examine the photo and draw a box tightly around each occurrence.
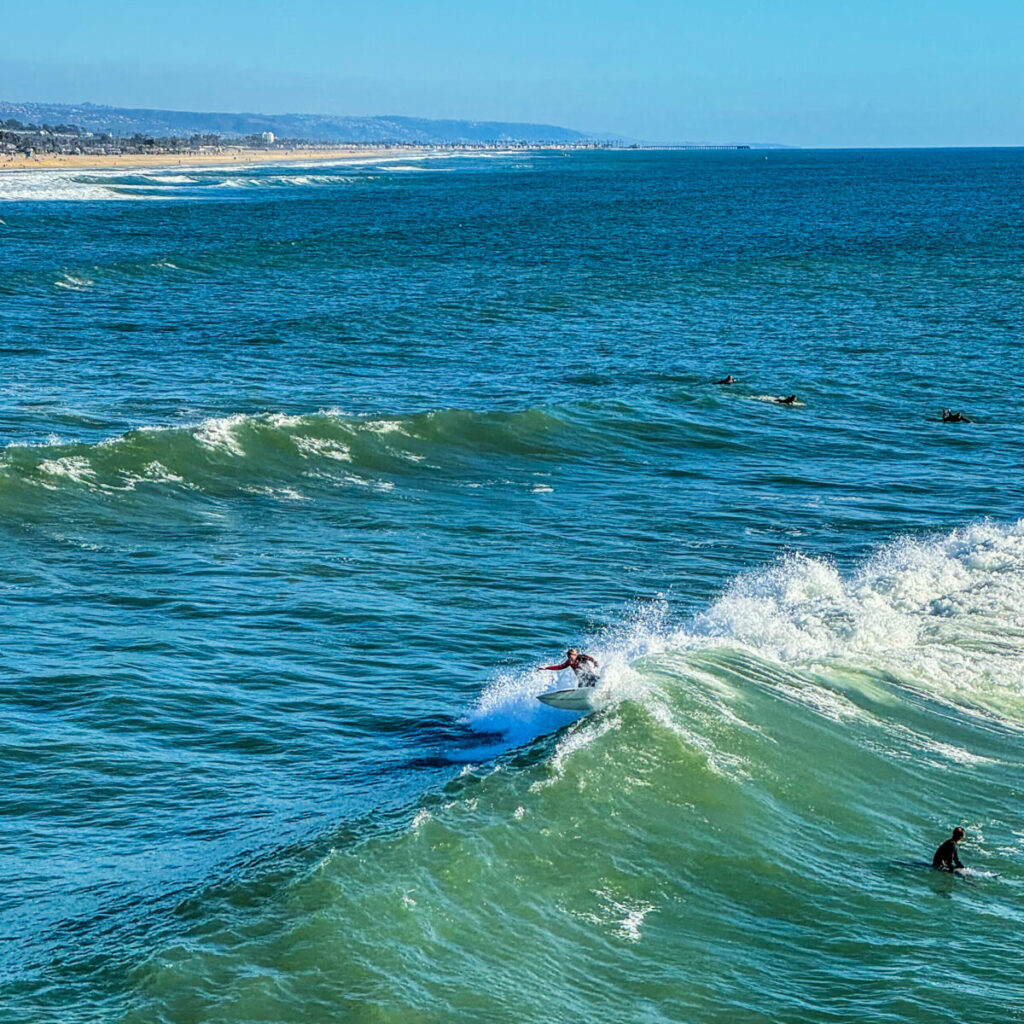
[469,520,1024,751]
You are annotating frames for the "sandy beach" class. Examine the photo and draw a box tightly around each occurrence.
[0,146,436,172]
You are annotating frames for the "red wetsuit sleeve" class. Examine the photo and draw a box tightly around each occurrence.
[541,660,571,671]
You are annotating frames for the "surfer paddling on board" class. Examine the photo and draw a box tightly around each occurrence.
[932,827,966,873]
[540,648,599,687]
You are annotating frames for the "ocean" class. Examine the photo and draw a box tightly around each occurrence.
[1,148,1022,1023]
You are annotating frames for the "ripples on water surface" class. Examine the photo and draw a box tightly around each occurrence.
[1,149,1023,1023]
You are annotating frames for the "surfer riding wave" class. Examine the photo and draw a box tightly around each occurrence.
[540,648,599,687]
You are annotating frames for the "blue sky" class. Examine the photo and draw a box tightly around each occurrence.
[3,0,1022,146]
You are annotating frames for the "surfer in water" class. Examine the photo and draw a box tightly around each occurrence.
[715,375,737,385]
[932,826,966,872]
[941,408,972,423]
[540,648,599,687]
[774,394,799,405]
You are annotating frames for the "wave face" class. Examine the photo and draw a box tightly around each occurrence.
[0,406,579,504]
[3,148,1024,1024]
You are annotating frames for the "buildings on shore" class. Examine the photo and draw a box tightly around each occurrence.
[1,119,614,161]
[2,119,750,162]
[0,121,235,158]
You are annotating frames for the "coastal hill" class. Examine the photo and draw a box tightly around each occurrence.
[0,101,591,145]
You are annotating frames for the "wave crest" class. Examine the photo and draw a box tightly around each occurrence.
[0,405,584,504]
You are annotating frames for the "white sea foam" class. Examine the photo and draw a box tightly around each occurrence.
[142,461,185,484]
[37,456,97,485]
[206,172,359,189]
[51,533,103,551]
[918,738,996,766]
[0,163,372,203]
[260,412,307,430]
[193,415,248,456]
[292,434,353,462]
[54,273,94,291]
[687,521,1024,705]
[596,890,658,942]
[4,433,63,451]
[573,889,658,943]
[145,174,197,184]
[240,485,309,502]
[361,419,406,435]
[0,171,117,201]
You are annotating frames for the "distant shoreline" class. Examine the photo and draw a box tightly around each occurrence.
[0,145,455,173]
[0,143,769,177]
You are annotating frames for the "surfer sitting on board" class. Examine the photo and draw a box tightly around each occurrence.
[932,827,966,872]
[540,648,599,687]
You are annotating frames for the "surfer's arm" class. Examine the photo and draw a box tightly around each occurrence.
[540,660,570,671]
[579,654,598,667]
[953,851,963,869]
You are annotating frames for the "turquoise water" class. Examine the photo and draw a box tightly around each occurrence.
[2,149,1023,1023]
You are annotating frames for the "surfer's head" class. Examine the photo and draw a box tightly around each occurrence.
[953,827,965,842]
[566,648,578,658]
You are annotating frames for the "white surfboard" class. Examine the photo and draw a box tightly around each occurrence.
[536,687,604,711]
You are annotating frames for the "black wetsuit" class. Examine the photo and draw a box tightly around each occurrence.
[932,839,963,872]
